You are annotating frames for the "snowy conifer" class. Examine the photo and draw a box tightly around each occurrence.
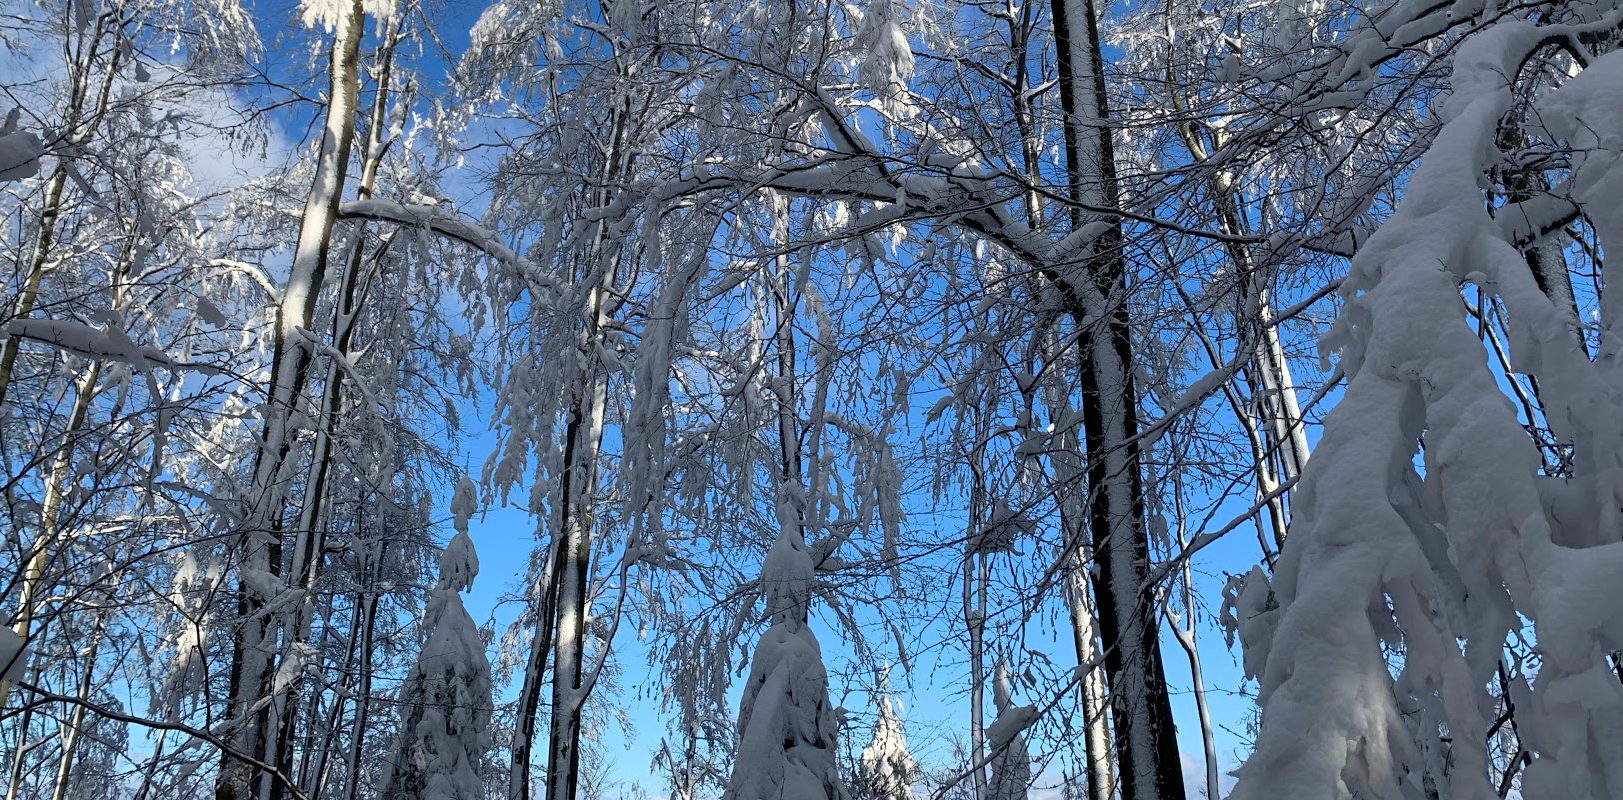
[857,676,918,800]
[379,495,493,800]
[724,524,846,800]
[986,661,1034,800]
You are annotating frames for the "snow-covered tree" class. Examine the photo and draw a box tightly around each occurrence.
[380,481,494,800]
[857,679,919,800]
[1229,8,1623,800]
[986,661,1034,800]
[725,522,846,800]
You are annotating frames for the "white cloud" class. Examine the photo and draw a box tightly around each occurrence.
[173,88,296,194]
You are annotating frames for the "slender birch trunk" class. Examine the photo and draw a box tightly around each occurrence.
[1,213,140,706]
[49,616,104,800]
[8,360,100,646]
[132,729,169,800]
[302,586,359,798]
[1169,487,1219,800]
[1168,58,1310,547]
[0,39,124,714]
[964,387,991,800]
[341,542,385,800]
[0,168,69,411]
[1,361,98,799]
[965,547,989,800]
[0,11,123,409]
[1039,321,1117,800]
[1054,435,1117,800]
[218,3,366,798]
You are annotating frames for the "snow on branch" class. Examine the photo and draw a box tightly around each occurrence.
[336,199,561,296]
[6,318,179,372]
[0,108,43,183]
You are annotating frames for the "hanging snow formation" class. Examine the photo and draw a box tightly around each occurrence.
[854,0,915,118]
[1229,15,1623,800]
[724,523,845,800]
[379,488,494,800]
[0,108,43,184]
[986,661,1034,800]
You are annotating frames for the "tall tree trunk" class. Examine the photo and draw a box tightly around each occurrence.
[1050,0,1187,797]
[49,616,104,800]
[510,538,562,800]
[1212,190,1309,546]
[0,168,68,411]
[963,389,989,800]
[8,359,100,652]
[7,212,139,699]
[270,13,403,790]
[342,542,385,800]
[1009,10,1118,788]
[965,547,989,800]
[542,177,625,800]
[540,89,631,800]
[0,39,124,703]
[302,586,356,798]
[218,3,366,798]
[542,363,607,800]
[2,358,100,800]
[1055,437,1117,800]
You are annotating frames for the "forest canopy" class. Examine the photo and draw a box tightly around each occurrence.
[2,0,1621,798]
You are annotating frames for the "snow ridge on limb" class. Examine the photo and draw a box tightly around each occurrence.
[1230,9,1623,800]
[337,199,563,297]
[5,318,177,371]
[0,108,43,183]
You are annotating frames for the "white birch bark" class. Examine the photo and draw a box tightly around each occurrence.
[218,3,366,797]
[48,616,104,800]
[0,12,125,409]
